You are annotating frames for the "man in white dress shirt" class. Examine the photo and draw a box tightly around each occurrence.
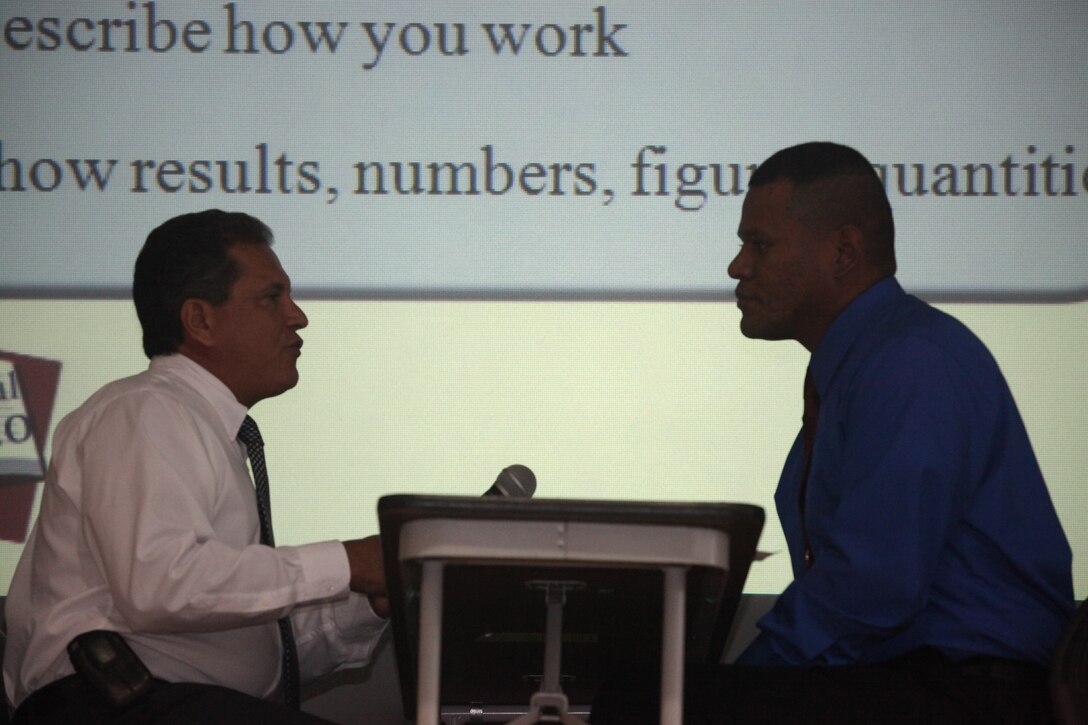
[4,210,388,723]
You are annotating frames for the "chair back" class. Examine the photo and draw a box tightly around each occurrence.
[1051,599,1088,725]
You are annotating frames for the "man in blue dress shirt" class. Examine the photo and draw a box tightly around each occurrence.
[592,142,1074,724]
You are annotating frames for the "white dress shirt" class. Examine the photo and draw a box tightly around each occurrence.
[3,354,386,708]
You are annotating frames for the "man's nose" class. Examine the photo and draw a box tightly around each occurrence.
[287,297,308,329]
[728,245,751,280]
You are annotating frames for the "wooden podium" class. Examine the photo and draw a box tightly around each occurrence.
[378,495,764,725]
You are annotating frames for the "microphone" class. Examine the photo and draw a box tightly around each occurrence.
[484,464,536,498]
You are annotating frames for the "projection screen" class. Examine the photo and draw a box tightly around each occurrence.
[1,1,1085,598]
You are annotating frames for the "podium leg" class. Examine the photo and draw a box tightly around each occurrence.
[660,566,686,725]
[417,560,445,725]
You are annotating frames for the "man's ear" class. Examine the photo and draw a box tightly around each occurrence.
[833,224,864,279]
[179,298,216,347]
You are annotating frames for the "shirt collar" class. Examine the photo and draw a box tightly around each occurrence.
[148,354,249,441]
[808,276,905,398]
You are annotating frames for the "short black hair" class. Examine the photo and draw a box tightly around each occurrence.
[751,142,895,272]
[133,210,273,358]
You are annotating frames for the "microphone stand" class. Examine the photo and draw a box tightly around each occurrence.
[506,580,588,725]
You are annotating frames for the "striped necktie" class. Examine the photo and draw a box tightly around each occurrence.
[237,415,301,709]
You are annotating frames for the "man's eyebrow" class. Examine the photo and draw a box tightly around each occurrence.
[261,280,288,294]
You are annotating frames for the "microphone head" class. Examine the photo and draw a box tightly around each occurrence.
[493,464,536,498]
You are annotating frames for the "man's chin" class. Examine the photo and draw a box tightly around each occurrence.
[267,370,301,399]
[739,317,789,342]
[738,317,766,340]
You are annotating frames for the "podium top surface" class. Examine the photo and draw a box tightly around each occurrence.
[379,494,764,531]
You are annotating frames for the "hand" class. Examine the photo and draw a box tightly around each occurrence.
[368,594,390,619]
[342,535,388,611]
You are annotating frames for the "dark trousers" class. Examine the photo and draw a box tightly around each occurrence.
[590,648,1055,725]
[10,675,333,725]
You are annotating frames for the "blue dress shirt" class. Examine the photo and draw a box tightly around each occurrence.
[739,277,1074,667]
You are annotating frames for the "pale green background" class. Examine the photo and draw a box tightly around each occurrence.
[2,299,1085,598]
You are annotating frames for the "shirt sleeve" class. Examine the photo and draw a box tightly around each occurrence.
[79,392,350,632]
[291,592,389,682]
[287,541,389,680]
[740,338,978,666]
